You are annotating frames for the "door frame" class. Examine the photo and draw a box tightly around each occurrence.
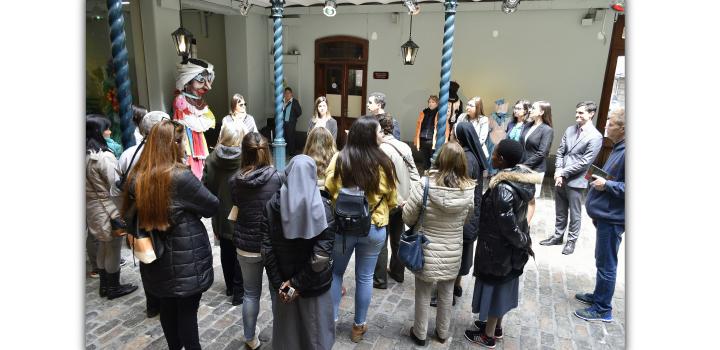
[314,36,369,148]
[595,14,625,166]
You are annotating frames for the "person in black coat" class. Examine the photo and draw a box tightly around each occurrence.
[519,101,554,223]
[448,122,486,303]
[262,155,336,350]
[464,139,542,348]
[282,87,303,156]
[122,120,219,350]
[229,132,282,350]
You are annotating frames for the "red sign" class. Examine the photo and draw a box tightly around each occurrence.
[373,71,389,80]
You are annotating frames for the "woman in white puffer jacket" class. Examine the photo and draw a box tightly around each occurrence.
[402,142,475,346]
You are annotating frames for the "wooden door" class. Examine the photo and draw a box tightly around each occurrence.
[314,36,368,149]
[595,14,625,166]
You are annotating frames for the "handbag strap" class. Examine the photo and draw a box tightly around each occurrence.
[382,141,415,170]
[415,176,430,231]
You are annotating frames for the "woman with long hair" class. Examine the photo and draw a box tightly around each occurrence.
[86,115,138,300]
[464,139,542,348]
[454,97,490,167]
[122,120,218,350]
[506,100,530,142]
[325,116,397,343]
[521,101,554,223]
[229,132,282,350]
[403,142,475,346]
[222,94,258,134]
[303,126,337,189]
[262,155,337,350]
[202,124,246,305]
[308,96,338,140]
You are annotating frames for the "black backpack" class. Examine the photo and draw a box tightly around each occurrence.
[334,187,383,237]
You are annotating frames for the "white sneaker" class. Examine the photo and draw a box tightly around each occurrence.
[245,336,261,350]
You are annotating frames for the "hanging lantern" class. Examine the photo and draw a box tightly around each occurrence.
[172,27,194,63]
[400,15,419,65]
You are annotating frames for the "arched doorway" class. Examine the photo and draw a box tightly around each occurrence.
[314,36,368,149]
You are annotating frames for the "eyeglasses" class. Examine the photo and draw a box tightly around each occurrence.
[238,103,246,107]
[160,116,185,129]
[192,73,213,84]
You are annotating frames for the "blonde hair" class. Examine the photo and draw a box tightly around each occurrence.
[303,127,337,179]
[433,142,474,189]
[217,124,245,147]
[467,96,485,117]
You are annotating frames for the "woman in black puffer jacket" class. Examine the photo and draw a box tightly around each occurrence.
[262,155,336,350]
[122,120,219,350]
[464,139,543,348]
[229,132,282,350]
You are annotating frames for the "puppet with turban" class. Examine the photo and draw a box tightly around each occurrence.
[173,58,216,178]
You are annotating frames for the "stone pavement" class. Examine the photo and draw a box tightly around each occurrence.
[85,183,625,349]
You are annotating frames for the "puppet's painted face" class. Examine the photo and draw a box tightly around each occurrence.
[187,72,213,96]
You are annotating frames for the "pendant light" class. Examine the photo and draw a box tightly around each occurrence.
[400,15,419,65]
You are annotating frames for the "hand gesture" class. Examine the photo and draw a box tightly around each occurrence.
[279,280,299,304]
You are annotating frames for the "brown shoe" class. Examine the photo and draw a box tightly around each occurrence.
[351,323,368,343]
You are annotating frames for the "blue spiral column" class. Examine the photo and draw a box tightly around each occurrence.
[107,0,135,148]
[270,0,287,170]
[432,0,458,162]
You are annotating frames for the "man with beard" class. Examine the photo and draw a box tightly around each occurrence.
[173,58,216,178]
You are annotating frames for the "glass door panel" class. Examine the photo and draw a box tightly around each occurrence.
[325,65,344,117]
[347,67,364,117]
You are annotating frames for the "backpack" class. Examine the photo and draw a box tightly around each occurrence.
[334,187,383,237]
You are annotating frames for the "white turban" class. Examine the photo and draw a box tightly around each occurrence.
[175,58,215,91]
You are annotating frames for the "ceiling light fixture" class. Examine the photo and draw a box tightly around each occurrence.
[502,0,520,14]
[239,0,252,16]
[610,0,625,13]
[403,0,421,16]
[323,0,337,17]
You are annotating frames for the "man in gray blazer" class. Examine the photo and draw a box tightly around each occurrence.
[540,101,603,255]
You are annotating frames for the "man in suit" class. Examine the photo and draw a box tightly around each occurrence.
[540,101,603,255]
[282,87,302,156]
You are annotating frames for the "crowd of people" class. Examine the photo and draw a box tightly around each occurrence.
[86,78,625,349]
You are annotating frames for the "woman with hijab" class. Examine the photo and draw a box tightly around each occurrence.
[262,155,336,350]
[451,122,487,302]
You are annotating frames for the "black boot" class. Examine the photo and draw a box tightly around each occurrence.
[99,269,108,298]
[539,235,564,246]
[106,271,138,300]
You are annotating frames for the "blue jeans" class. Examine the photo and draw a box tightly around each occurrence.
[237,254,264,340]
[330,225,386,325]
[591,220,624,315]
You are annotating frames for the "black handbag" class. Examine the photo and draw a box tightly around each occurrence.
[398,176,430,272]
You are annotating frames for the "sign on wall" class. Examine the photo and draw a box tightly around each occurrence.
[373,71,389,80]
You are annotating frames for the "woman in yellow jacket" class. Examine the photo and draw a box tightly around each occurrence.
[325,116,397,343]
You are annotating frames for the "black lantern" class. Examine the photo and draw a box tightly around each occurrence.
[172,27,194,63]
[171,1,194,63]
[401,15,419,65]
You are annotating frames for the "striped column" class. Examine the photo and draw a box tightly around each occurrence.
[432,0,458,162]
[106,0,135,148]
[270,0,287,170]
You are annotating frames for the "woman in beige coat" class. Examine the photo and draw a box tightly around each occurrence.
[86,115,138,300]
[402,142,475,345]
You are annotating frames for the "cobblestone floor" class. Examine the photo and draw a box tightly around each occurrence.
[85,184,625,349]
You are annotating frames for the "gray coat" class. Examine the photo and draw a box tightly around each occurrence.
[86,150,119,242]
[554,123,603,188]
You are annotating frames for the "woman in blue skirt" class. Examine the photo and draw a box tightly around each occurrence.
[464,139,542,348]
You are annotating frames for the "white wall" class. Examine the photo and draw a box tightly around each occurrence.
[267,6,614,153]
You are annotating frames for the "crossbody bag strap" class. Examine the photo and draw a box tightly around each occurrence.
[416,176,430,231]
[124,139,146,177]
[382,141,415,170]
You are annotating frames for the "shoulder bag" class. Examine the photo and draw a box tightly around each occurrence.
[398,176,430,272]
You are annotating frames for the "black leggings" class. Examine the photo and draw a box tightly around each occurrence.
[159,293,203,350]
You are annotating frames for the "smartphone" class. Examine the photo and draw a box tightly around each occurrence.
[281,286,295,298]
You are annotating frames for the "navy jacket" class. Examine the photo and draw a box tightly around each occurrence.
[585,140,625,225]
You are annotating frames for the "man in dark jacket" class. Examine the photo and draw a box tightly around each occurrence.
[282,87,302,156]
[573,108,625,323]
